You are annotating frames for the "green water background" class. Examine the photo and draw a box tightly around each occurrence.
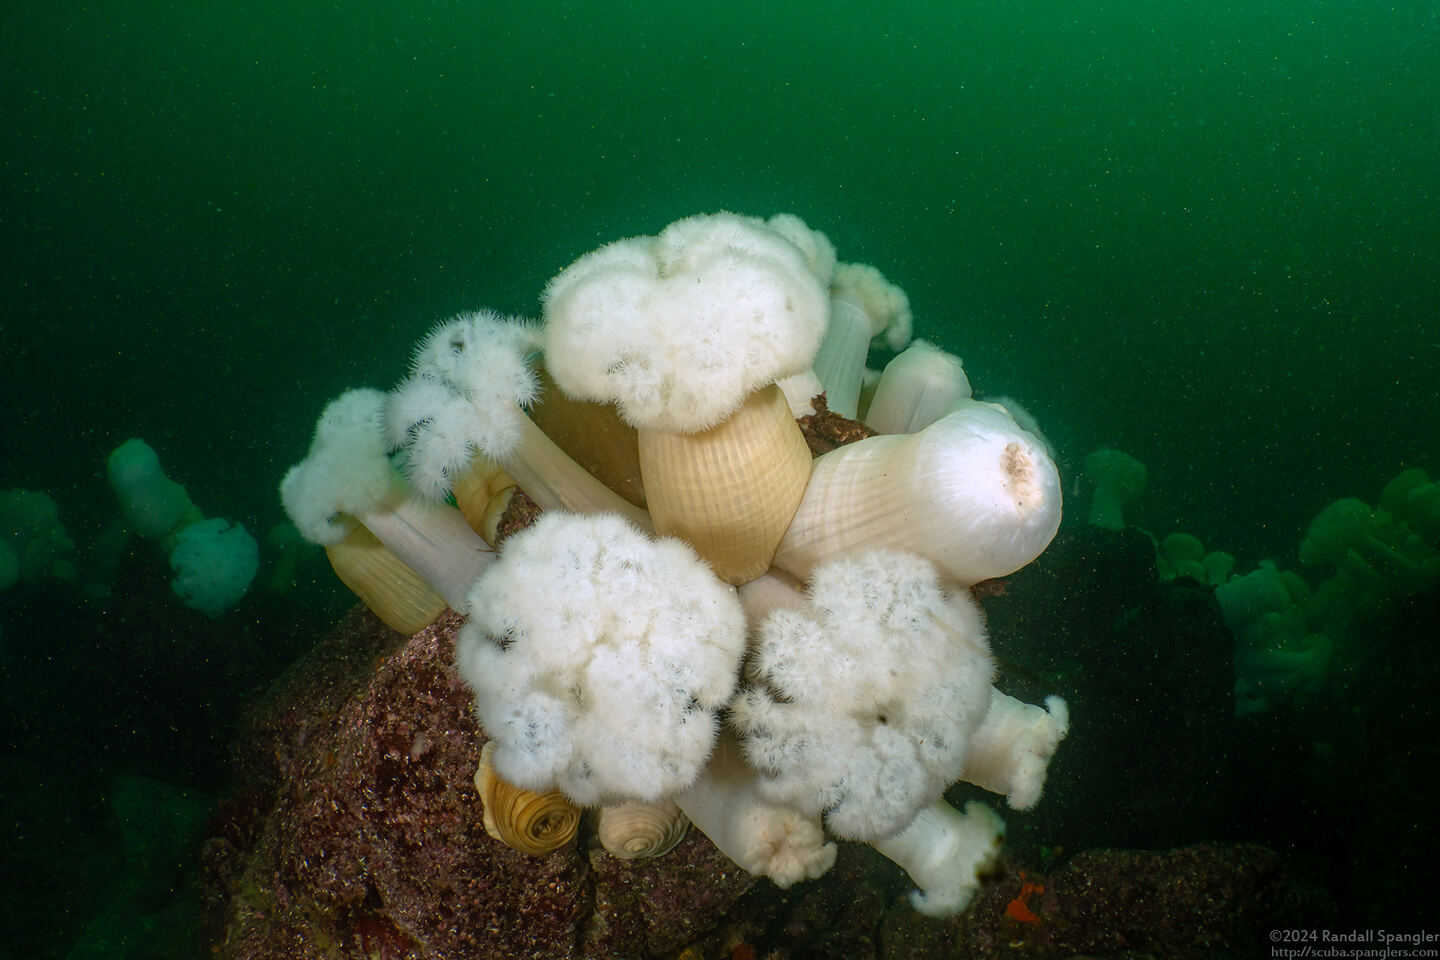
[4,0,1437,568]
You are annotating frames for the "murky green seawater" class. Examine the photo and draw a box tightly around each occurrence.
[1,1,1436,955]
[5,0,1436,561]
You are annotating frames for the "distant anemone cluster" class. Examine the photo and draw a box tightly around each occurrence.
[280,211,1069,915]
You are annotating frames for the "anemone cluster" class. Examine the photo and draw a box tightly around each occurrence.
[280,211,1070,916]
[101,438,260,617]
[1213,467,1440,715]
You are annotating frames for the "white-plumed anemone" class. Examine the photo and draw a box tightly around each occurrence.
[831,262,913,353]
[280,389,400,546]
[269,210,1077,915]
[812,262,913,418]
[673,732,836,888]
[775,368,825,418]
[731,549,995,841]
[774,400,1063,586]
[106,438,195,540]
[864,340,972,435]
[764,213,837,285]
[540,212,824,582]
[872,799,1006,917]
[1082,447,1148,531]
[279,387,494,616]
[457,511,747,806]
[387,311,540,500]
[962,691,1070,811]
[389,311,651,529]
[168,517,259,617]
[541,212,829,433]
[985,396,1055,461]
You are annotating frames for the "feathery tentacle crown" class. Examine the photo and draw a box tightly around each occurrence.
[540,212,829,433]
[387,310,540,499]
[731,549,995,841]
[456,511,747,806]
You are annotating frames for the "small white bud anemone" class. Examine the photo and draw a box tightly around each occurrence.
[812,261,914,418]
[673,731,836,888]
[874,799,1006,917]
[864,340,971,436]
[832,261,913,354]
[457,511,747,806]
[962,691,1070,812]
[731,549,995,841]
